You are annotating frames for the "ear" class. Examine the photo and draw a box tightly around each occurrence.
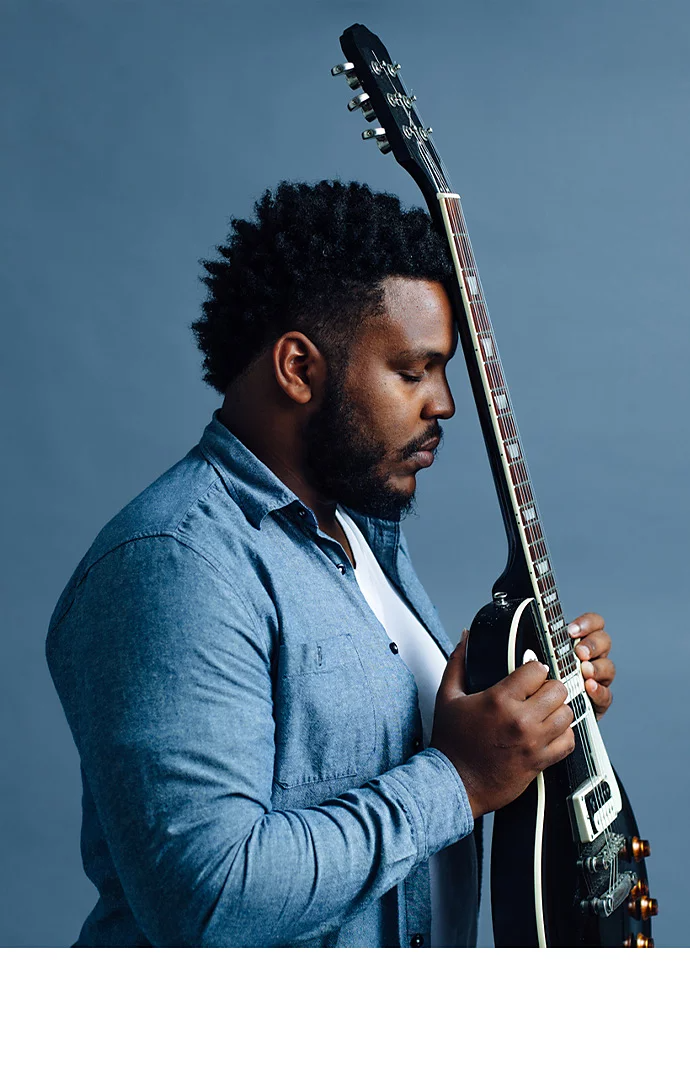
[271,332,326,405]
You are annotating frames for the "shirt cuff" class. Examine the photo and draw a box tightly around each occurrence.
[382,747,474,862]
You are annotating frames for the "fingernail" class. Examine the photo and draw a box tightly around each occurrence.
[578,644,591,660]
[539,662,549,672]
[568,622,580,636]
[581,661,594,678]
[587,679,598,692]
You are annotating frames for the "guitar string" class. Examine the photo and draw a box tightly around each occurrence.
[411,110,612,877]
[443,192,612,843]
[442,186,612,855]
[423,154,608,825]
[367,50,617,908]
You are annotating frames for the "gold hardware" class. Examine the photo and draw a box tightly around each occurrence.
[621,836,651,862]
[632,837,651,862]
[623,933,655,947]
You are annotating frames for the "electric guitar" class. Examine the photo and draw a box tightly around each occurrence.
[332,22,655,947]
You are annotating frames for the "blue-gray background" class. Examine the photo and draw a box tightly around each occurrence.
[2,0,687,948]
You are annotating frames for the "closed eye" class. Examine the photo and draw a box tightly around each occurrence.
[399,373,423,382]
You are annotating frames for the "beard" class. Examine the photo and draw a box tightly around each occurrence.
[303,366,421,523]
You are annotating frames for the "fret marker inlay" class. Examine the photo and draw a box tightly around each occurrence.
[536,560,549,575]
[507,443,520,459]
[495,392,508,409]
[467,274,479,296]
[523,507,536,521]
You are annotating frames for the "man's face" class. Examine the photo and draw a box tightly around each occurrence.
[304,276,457,521]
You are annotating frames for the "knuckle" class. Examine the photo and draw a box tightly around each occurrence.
[485,686,503,713]
[554,707,573,731]
[544,679,567,705]
[510,710,530,740]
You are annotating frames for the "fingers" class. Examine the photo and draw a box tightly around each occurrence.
[541,701,575,741]
[567,612,605,639]
[587,679,614,717]
[530,678,569,720]
[580,656,616,686]
[574,628,612,663]
[539,725,576,769]
[500,660,551,700]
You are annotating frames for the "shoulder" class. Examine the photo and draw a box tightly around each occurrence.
[46,443,257,635]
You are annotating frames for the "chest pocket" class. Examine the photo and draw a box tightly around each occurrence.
[273,632,376,788]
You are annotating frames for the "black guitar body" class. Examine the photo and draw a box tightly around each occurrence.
[466,597,653,947]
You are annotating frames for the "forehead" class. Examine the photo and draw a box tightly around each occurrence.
[355,276,455,357]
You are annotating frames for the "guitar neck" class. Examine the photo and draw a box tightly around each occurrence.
[336,21,582,688]
[433,192,580,689]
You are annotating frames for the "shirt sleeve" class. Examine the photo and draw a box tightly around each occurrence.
[46,535,473,947]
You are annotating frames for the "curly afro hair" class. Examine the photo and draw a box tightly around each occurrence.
[192,179,454,393]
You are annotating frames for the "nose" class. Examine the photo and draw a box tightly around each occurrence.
[423,372,455,421]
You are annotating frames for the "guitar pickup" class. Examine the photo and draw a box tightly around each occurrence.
[570,775,619,843]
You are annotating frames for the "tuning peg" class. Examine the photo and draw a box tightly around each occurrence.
[331,61,360,90]
[362,128,391,154]
[347,92,376,122]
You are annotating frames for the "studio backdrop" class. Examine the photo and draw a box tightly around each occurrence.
[1,0,687,947]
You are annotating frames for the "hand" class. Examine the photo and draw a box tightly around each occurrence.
[567,613,615,720]
[431,631,575,819]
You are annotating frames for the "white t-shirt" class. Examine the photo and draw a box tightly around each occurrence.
[336,506,474,947]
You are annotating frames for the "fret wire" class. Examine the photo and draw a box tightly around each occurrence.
[443,200,574,673]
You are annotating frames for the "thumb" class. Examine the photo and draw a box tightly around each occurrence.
[439,628,469,699]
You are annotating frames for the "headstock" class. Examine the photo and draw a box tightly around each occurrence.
[332,23,451,209]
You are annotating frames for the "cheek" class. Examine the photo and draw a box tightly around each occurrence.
[346,373,418,450]
[364,372,418,418]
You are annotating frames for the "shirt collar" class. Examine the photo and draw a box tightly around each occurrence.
[197,411,401,572]
[198,411,300,530]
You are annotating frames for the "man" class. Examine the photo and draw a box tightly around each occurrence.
[46,180,615,947]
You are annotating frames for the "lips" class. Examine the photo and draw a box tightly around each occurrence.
[406,436,440,469]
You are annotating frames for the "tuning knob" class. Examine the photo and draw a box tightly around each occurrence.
[331,61,360,90]
[621,836,651,862]
[628,895,659,920]
[361,127,391,153]
[630,878,649,900]
[347,92,377,121]
[623,933,655,947]
[632,837,651,861]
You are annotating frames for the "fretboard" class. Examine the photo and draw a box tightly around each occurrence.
[437,191,580,691]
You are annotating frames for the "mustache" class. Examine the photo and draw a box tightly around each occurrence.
[401,425,443,459]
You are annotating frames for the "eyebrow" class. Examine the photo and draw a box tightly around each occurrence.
[395,346,456,363]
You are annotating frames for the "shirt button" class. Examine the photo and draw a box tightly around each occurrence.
[297,507,307,519]
[336,564,346,574]
[410,934,424,948]
[412,736,422,752]
[389,642,399,654]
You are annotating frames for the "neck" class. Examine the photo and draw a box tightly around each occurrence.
[218,399,339,533]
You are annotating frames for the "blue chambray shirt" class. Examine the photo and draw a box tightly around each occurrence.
[46,412,478,947]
